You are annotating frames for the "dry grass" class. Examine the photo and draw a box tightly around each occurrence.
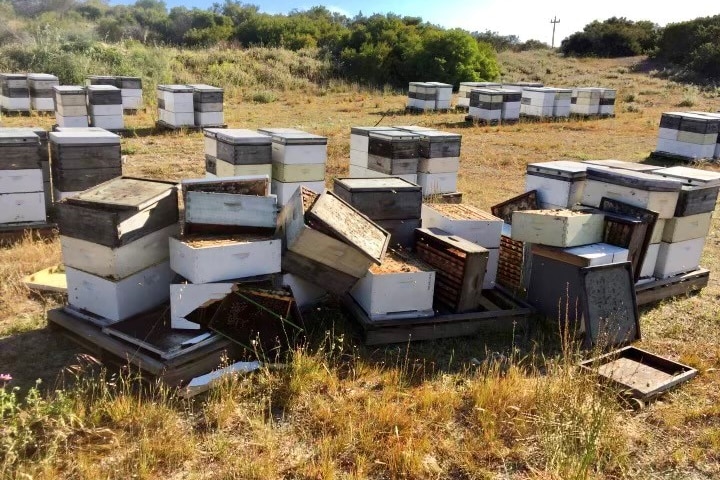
[2,51,720,479]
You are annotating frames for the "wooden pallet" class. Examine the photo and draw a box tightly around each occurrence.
[648,150,708,163]
[635,268,710,306]
[0,108,31,115]
[518,114,570,123]
[569,113,616,120]
[343,286,533,345]
[405,107,453,114]
[0,221,57,244]
[47,307,234,387]
[464,115,519,126]
[155,120,227,132]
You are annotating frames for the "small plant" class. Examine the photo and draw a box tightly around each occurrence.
[250,91,278,103]
[624,94,636,103]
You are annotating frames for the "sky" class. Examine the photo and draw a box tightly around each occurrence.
[111,0,720,45]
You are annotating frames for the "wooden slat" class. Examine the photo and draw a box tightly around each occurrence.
[635,268,710,306]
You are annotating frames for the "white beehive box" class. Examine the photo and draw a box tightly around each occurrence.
[421,203,503,248]
[582,166,683,219]
[653,166,720,186]
[66,261,174,322]
[158,85,194,112]
[561,243,630,266]
[56,115,89,128]
[0,192,46,223]
[662,212,713,243]
[469,88,503,121]
[417,172,458,195]
[272,162,325,182]
[639,243,660,279]
[458,82,501,107]
[350,251,435,320]
[511,209,605,247]
[347,165,417,184]
[350,126,398,167]
[169,235,281,284]
[525,160,587,208]
[60,224,178,280]
[271,180,325,205]
[268,131,327,165]
[651,219,666,244]
[418,157,460,174]
[655,237,705,278]
[216,161,272,178]
[170,282,234,330]
[571,88,601,116]
[0,169,43,194]
[598,88,616,116]
[484,248,500,289]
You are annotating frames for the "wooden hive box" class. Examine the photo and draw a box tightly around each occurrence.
[333,177,422,220]
[170,282,235,330]
[654,166,720,216]
[188,84,224,110]
[418,130,462,162]
[350,126,398,153]
[86,75,118,86]
[511,209,605,248]
[28,73,59,111]
[655,238,705,279]
[157,84,194,112]
[182,175,276,235]
[350,250,435,320]
[0,129,42,170]
[533,243,629,268]
[206,128,271,165]
[582,166,683,219]
[279,187,389,280]
[367,130,420,175]
[525,160,587,209]
[56,176,179,248]
[662,212,713,243]
[268,131,327,165]
[414,227,488,312]
[86,85,122,105]
[49,129,122,192]
[421,203,503,248]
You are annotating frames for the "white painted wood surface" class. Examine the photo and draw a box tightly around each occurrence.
[271,143,327,165]
[170,282,235,330]
[484,248,499,289]
[272,162,326,182]
[195,111,224,126]
[56,114,89,128]
[66,261,173,322]
[278,273,327,309]
[159,110,194,126]
[56,104,88,117]
[511,210,605,247]
[562,243,629,266]
[417,157,460,173]
[61,224,178,280]
[0,192,46,223]
[215,161,272,178]
[350,267,435,319]
[655,238,705,278]
[90,115,124,130]
[49,129,120,145]
[349,149,368,167]
[651,219,666,244]
[169,236,281,284]
[89,104,122,116]
[271,180,325,205]
[184,191,278,228]
[0,169,43,194]
[525,174,585,208]
[582,179,680,219]
[639,243,659,279]
[421,204,503,248]
[662,212,713,243]
[417,172,458,195]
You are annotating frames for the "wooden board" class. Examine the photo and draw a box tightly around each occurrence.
[344,286,532,345]
[22,264,67,293]
[635,268,709,305]
[281,249,359,295]
[491,190,539,224]
[603,215,649,282]
[675,185,719,217]
[579,346,697,400]
[184,191,277,229]
[66,177,177,211]
[0,221,56,244]
[333,177,422,220]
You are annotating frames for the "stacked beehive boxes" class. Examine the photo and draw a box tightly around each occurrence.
[57,177,179,322]
[0,74,30,112]
[571,88,601,116]
[87,85,124,130]
[469,88,503,123]
[655,112,720,160]
[258,128,327,205]
[169,176,282,329]
[0,128,48,226]
[407,82,452,111]
[189,84,224,127]
[521,87,571,118]
[28,74,59,112]
[421,203,503,289]
[366,129,420,184]
[203,129,272,179]
[525,160,588,209]
[53,86,89,128]
[457,82,501,108]
[86,76,118,87]
[348,126,398,178]
[117,77,143,111]
[427,82,453,110]
[599,88,616,116]
[334,177,422,248]
[49,128,122,200]
[157,85,195,128]
[415,130,460,195]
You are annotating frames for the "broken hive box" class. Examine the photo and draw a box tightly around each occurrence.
[421,203,503,248]
[181,175,276,236]
[414,227,488,312]
[171,282,236,330]
[278,186,389,288]
[511,209,605,248]
[350,250,435,320]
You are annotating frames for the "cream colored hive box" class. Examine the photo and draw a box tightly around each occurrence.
[654,238,705,279]
[662,212,713,243]
[511,209,605,248]
[421,203,503,248]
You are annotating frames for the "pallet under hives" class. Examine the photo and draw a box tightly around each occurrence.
[463,115,519,126]
[635,267,710,306]
[0,221,57,244]
[155,120,228,132]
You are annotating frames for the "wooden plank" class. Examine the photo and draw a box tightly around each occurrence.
[65,177,177,211]
[603,215,648,280]
[635,268,710,306]
[281,249,358,295]
[184,191,277,228]
[22,264,67,293]
[491,190,539,224]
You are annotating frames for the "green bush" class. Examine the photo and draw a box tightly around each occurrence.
[560,17,659,58]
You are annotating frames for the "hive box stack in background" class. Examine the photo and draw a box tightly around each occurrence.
[203,129,272,179]
[599,88,616,116]
[407,82,433,110]
[366,130,420,184]
[0,74,30,113]
[348,126,398,178]
[157,85,195,128]
[520,86,556,118]
[53,86,88,128]
[525,160,588,209]
[333,177,422,248]
[457,82,501,108]
[415,130,461,196]
[651,166,720,279]
[502,82,544,92]
[49,128,122,200]
[421,203,503,289]
[571,88,601,116]
[57,177,179,322]
[31,127,51,213]
[86,76,117,87]
[118,77,143,111]
[0,128,47,226]
[427,82,453,110]
[189,84,224,127]
[260,129,327,205]
[87,85,124,130]
[468,88,503,123]
[28,74,59,112]
[498,88,522,122]
[655,112,719,160]
[552,88,572,118]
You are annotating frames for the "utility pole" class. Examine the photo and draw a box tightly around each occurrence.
[550,16,560,48]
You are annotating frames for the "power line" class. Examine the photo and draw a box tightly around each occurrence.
[550,16,560,48]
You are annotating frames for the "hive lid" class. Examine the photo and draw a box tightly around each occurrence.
[188,83,224,92]
[586,166,683,192]
[87,85,121,92]
[350,126,398,137]
[654,166,720,186]
[334,177,421,192]
[270,132,328,145]
[212,129,271,145]
[53,85,85,95]
[584,159,662,172]
[49,129,121,145]
[0,128,40,144]
[65,177,177,211]
[0,73,28,80]
[257,127,307,135]
[157,84,194,93]
[27,73,58,81]
[418,130,462,142]
[527,160,588,179]
[393,125,436,132]
[369,130,422,142]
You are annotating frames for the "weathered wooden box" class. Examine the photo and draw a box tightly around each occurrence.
[61,224,178,280]
[269,132,327,165]
[87,85,122,105]
[0,129,42,170]
[368,130,420,160]
[205,129,272,165]
[414,227,488,312]
[525,160,587,209]
[66,261,174,322]
[582,166,682,219]
[56,177,179,248]
[654,166,720,216]
[418,130,461,159]
[272,162,325,182]
[421,203,503,248]
[169,234,282,284]
[188,84,224,110]
[655,238,705,279]
[662,212,713,243]
[350,250,435,320]
[367,155,418,175]
[350,126,397,153]
[333,177,422,220]
[0,192,46,223]
[511,209,605,247]
[374,218,421,248]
